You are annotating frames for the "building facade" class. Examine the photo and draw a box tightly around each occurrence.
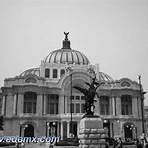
[1,33,144,140]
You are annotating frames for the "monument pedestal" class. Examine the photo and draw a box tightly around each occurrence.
[78,116,107,148]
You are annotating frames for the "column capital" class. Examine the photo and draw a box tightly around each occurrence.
[37,93,43,96]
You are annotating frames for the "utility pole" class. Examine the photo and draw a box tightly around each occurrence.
[66,66,73,137]
[70,72,73,137]
[138,75,146,135]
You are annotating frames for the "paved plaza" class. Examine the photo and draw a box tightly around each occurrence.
[0,143,78,148]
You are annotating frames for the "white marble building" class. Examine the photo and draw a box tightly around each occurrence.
[1,33,144,140]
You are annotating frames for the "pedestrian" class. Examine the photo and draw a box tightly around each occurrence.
[105,142,109,148]
[137,139,143,148]
[145,143,148,148]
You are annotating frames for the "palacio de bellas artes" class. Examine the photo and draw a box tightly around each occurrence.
[0,32,147,142]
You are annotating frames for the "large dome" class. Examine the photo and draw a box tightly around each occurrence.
[44,49,89,65]
[44,32,89,65]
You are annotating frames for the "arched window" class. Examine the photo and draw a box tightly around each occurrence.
[60,69,65,77]
[121,95,132,115]
[24,92,37,113]
[53,69,58,78]
[45,68,50,78]
[100,96,110,115]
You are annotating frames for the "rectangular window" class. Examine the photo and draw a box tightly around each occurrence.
[81,96,85,100]
[100,104,105,115]
[121,95,132,115]
[71,103,74,113]
[81,104,85,113]
[24,102,31,113]
[24,101,36,113]
[33,102,36,113]
[23,92,37,114]
[76,103,80,113]
[76,96,80,100]
[60,69,65,77]
[100,96,109,115]
[71,96,74,100]
[46,94,59,114]
[53,69,58,78]
[50,103,55,114]
[45,68,50,78]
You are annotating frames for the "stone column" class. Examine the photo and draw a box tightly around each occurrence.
[1,95,6,115]
[17,93,24,115]
[67,96,70,113]
[58,69,60,79]
[67,121,70,138]
[116,96,121,115]
[60,121,63,140]
[137,97,141,117]
[13,94,17,115]
[94,96,99,115]
[77,121,80,137]
[59,95,64,114]
[112,96,115,116]
[97,97,100,115]
[37,94,42,115]
[132,96,138,117]
[109,97,113,115]
[43,94,47,114]
[6,93,13,117]
[56,122,59,136]
[65,96,68,113]
[42,94,44,115]
[113,120,120,138]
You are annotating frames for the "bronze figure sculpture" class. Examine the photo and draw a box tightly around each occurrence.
[74,69,104,117]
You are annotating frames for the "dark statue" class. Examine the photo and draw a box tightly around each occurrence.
[64,32,69,40]
[74,69,104,116]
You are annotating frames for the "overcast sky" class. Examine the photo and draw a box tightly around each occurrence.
[0,0,148,104]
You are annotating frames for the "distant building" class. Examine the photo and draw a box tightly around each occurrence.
[1,33,144,139]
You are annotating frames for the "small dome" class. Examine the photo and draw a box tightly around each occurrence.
[44,32,89,65]
[99,72,113,82]
[20,68,40,77]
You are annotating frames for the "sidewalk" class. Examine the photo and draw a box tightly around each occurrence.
[0,143,79,148]
[21,143,78,148]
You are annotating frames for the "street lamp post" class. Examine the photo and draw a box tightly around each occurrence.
[20,125,22,137]
[66,66,73,137]
[17,125,22,148]
[17,124,28,148]
[138,75,147,135]
[70,72,73,137]
[46,122,49,137]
